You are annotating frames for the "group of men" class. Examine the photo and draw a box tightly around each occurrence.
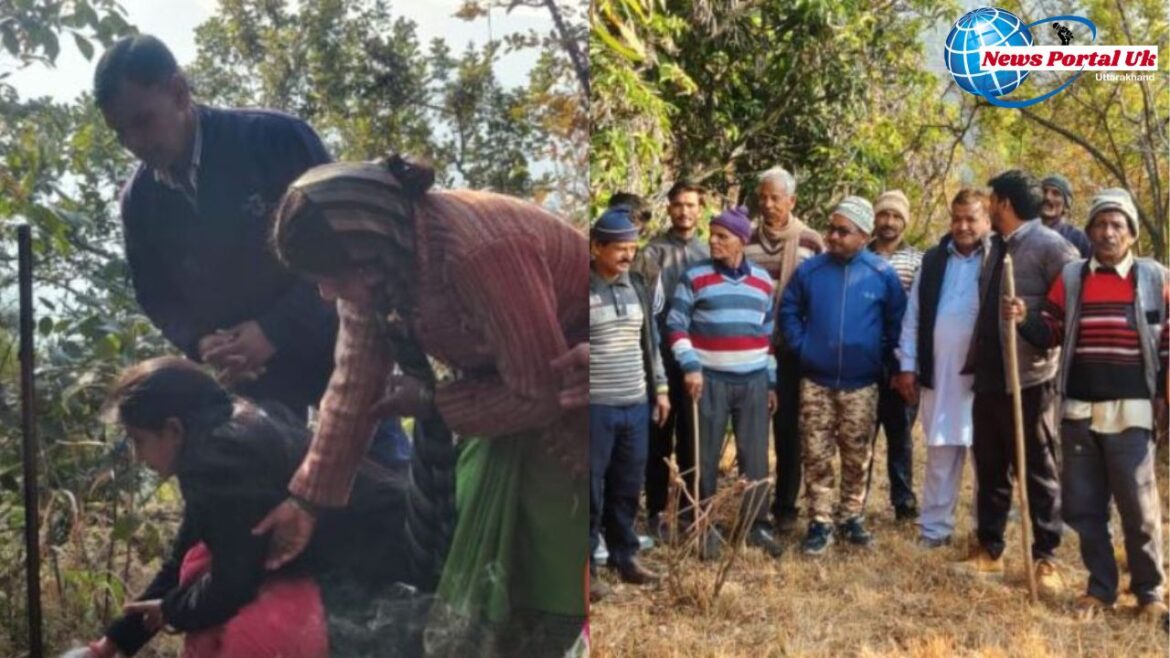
[588,167,1168,622]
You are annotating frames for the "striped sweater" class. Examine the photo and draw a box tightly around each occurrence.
[1022,257,1170,401]
[666,258,777,384]
[869,241,923,293]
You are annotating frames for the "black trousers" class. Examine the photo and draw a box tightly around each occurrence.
[644,351,696,518]
[771,349,802,520]
[876,382,918,509]
[972,382,1062,560]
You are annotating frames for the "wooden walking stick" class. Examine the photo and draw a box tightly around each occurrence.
[1003,254,1038,603]
[692,396,701,519]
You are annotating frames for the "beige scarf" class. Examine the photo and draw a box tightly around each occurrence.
[757,214,810,295]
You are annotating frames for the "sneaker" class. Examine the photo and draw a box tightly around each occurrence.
[611,558,660,585]
[592,539,609,566]
[838,517,873,547]
[917,535,951,550]
[1137,600,1169,624]
[699,526,723,561]
[951,547,1004,578]
[894,503,919,522]
[747,524,785,558]
[1034,559,1063,596]
[802,522,834,556]
[637,534,655,551]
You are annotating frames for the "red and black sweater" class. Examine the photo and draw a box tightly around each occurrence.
[1020,264,1169,401]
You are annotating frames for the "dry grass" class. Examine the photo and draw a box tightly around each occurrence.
[591,430,1170,658]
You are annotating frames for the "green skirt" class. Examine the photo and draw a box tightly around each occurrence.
[425,432,586,656]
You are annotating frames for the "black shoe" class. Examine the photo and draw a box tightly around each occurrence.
[894,503,919,522]
[699,527,723,561]
[802,522,834,555]
[747,524,785,558]
[611,558,660,585]
[774,510,800,535]
[838,517,874,546]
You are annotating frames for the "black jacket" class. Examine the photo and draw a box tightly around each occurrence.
[120,105,337,416]
[104,403,408,655]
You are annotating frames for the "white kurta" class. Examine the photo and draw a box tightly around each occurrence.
[898,244,983,447]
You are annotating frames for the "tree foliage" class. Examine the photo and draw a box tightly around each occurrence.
[591,0,960,232]
[187,0,587,216]
[967,0,1168,260]
[591,0,1167,260]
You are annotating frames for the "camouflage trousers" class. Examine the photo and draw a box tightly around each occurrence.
[799,380,879,524]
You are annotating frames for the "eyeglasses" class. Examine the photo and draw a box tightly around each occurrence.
[826,225,855,237]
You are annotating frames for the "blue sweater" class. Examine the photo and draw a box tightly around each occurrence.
[667,258,777,384]
[120,105,337,415]
[778,249,907,390]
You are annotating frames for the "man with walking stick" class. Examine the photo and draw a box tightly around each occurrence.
[867,190,923,523]
[1007,188,1169,620]
[667,207,781,560]
[953,170,1077,595]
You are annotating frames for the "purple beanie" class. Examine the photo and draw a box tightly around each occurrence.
[711,206,752,244]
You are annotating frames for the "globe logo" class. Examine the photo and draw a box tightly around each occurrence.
[944,7,1034,98]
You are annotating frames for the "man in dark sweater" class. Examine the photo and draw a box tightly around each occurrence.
[94,34,408,463]
[1039,174,1091,258]
[953,170,1077,593]
[631,180,710,539]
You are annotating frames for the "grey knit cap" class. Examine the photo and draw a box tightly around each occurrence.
[1087,188,1139,237]
[831,196,874,235]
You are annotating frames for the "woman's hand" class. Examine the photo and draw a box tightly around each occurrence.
[251,498,318,570]
[59,637,117,658]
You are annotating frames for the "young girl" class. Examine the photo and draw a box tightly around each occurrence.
[77,356,413,657]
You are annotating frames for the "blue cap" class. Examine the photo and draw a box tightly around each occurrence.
[591,207,639,243]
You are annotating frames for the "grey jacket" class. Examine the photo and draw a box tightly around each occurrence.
[631,230,710,323]
[964,219,1079,389]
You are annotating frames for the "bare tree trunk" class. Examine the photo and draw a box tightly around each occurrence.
[540,0,589,102]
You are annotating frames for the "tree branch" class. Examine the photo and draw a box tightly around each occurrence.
[1016,106,1128,185]
[538,0,588,102]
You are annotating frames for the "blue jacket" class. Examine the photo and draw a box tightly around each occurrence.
[778,249,907,390]
[120,105,336,415]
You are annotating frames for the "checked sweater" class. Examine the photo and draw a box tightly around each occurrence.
[666,258,777,384]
